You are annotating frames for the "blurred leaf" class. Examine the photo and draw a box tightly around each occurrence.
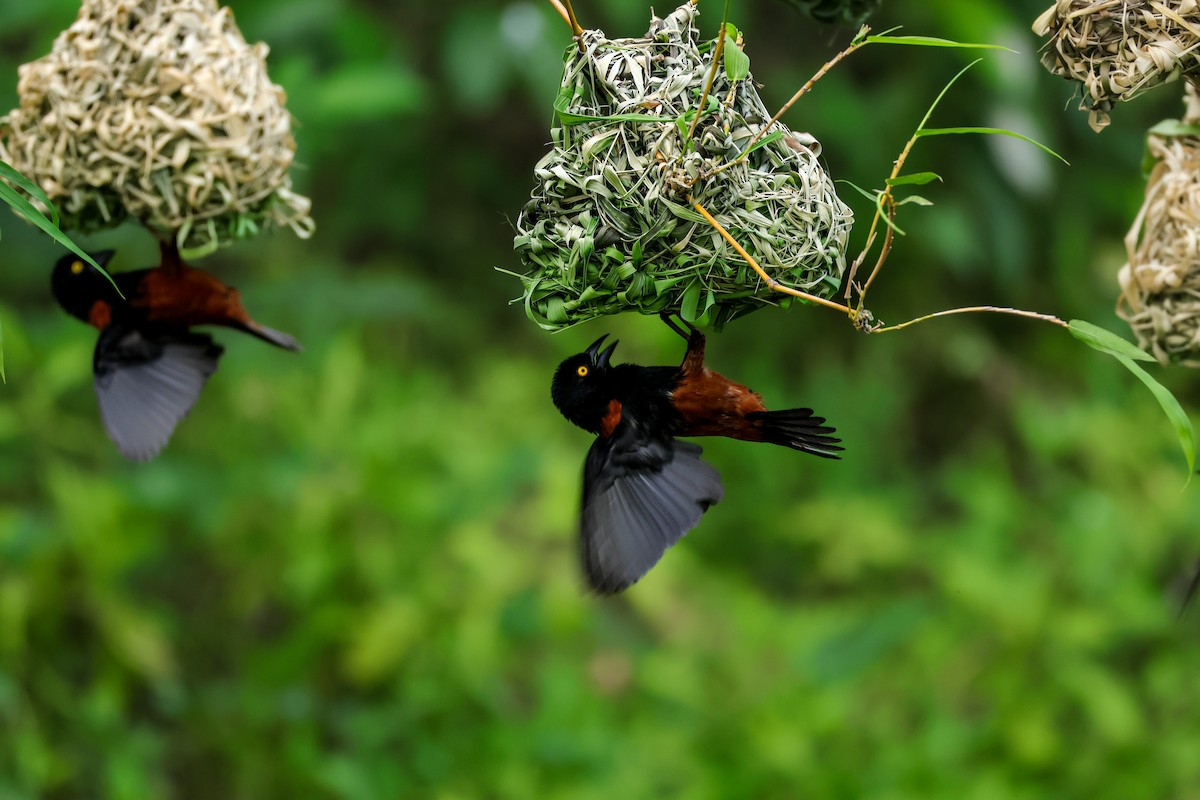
[94,596,176,682]
[312,63,427,120]
[1141,119,1200,173]
[342,597,420,685]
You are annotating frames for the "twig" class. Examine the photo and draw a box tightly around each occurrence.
[560,0,584,50]
[687,5,729,142]
[871,306,1069,334]
[547,0,571,29]
[717,33,869,173]
[691,195,855,315]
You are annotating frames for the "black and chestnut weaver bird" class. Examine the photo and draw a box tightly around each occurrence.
[551,319,842,593]
[51,243,301,461]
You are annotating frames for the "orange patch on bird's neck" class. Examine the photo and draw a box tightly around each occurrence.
[87,299,112,330]
[600,399,623,438]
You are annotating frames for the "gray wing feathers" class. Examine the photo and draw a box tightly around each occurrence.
[93,328,222,461]
[582,439,724,593]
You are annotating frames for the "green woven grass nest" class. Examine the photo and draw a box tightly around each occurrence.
[0,0,313,255]
[511,3,853,330]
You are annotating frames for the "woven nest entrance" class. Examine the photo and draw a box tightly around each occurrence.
[1033,0,1200,132]
[1118,82,1200,364]
[512,3,853,330]
[0,0,313,255]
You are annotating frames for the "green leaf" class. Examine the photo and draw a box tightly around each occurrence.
[680,281,702,323]
[1145,119,1200,139]
[1141,119,1200,173]
[0,159,58,226]
[896,195,933,206]
[917,126,1068,164]
[887,172,942,187]
[723,24,750,80]
[1069,320,1195,476]
[0,317,5,384]
[864,34,1015,52]
[553,87,663,126]
[1117,354,1195,477]
[1068,319,1155,362]
[0,175,119,292]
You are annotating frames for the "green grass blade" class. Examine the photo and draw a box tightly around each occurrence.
[917,126,1068,164]
[915,60,981,135]
[1117,354,1195,478]
[887,172,942,187]
[1069,320,1194,477]
[1068,319,1155,362]
[864,34,1015,52]
[0,159,58,226]
[0,181,118,291]
[0,317,5,384]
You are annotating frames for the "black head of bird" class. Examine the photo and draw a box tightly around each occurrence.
[551,334,619,434]
[50,250,116,321]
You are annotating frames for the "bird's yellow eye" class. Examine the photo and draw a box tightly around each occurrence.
[577,365,589,377]
[70,260,84,274]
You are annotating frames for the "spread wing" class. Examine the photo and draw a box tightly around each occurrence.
[92,322,224,461]
[581,419,724,594]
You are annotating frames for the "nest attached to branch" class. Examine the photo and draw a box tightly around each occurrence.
[511,3,853,330]
[775,0,882,27]
[1118,82,1200,364]
[0,0,313,254]
[1033,0,1200,132]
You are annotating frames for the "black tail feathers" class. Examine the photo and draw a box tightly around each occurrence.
[747,408,843,459]
[241,321,303,352]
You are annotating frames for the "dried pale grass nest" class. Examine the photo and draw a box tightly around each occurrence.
[1033,0,1200,132]
[1118,83,1200,364]
[0,0,313,254]
[511,3,853,330]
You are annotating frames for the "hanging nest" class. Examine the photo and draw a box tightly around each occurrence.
[1033,0,1200,132]
[0,0,313,255]
[775,0,882,27]
[511,3,854,330]
[1118,82,1200,364]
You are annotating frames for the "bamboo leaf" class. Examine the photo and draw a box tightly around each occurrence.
[887,172,942,187]
[917,126,1068,164]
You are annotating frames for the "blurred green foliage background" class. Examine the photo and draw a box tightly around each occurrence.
[1,0,1199,797]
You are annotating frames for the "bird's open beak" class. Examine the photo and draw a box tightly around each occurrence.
[585,335,618,369]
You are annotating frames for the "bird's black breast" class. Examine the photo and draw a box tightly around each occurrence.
[608,364,684,435]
